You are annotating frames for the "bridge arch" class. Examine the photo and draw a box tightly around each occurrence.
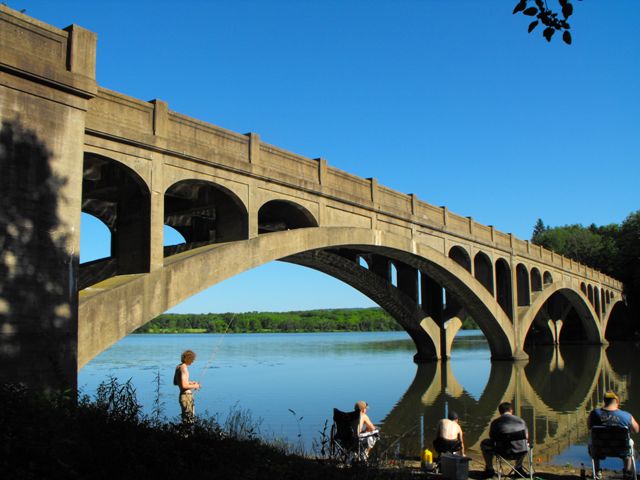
[448,245,471,273]
[495,258,513,320]
[164,179,248,249]
[258,199,318,234]
[78,227,518,368]
[474,251,494,294]
[543,271,553,286]
[517,281,603,349]
[516,263,531,306]
[81,152,151,276]
[603,300,630,341]
[530,268,542,292]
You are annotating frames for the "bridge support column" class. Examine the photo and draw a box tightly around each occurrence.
[371,254,391,282]
[112,184,151,274]
[0,10,97,392]
[421,273,452,360]
[149,152,165,271]
[397,263,418,302]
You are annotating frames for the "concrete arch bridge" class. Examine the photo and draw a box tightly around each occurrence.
[0,6,625,389]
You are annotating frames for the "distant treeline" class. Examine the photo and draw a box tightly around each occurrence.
[135,308,479,334]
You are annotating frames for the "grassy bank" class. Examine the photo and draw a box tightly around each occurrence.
[1,380,591,480]
[0,380,415,480]
[135,307,479,334]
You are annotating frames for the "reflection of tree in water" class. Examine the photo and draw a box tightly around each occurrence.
[0,119,73,390]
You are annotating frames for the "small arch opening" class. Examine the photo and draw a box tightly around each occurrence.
[449,246,471,273]
[530,268,542,292]
[82,153,150,282]
[165,180,248,250]
[543,271,553,285]
[496,258,513,320]
[258,200,317,234]
[516,263,531,307]
[474,251,493,294]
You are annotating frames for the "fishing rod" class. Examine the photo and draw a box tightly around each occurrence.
[198,313,236,379]
[379,422,421,458]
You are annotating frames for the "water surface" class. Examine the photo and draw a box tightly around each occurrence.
[79,331,639,468]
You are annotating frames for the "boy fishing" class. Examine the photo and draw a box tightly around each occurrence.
[174,350,201,425]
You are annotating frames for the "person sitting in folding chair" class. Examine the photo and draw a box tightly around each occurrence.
[330,401,379,463]
[481,401,531,479]
[434,411,465,458]
[588,391,639,480]
[355,400,380,459]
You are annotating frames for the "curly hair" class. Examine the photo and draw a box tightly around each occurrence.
[181,350,196,364]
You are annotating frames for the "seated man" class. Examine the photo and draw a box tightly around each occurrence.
[481,401,529,478]
[588,391,639,479]
[434,411,465,457]
[355,400,379,458]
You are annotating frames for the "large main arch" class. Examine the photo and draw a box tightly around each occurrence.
[517,282,603,349]
[78,227,518,368]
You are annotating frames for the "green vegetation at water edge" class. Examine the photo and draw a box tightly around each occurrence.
[0,380,417,479]
[135,307,479,333]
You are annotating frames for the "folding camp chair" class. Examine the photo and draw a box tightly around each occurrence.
[330,408,363,463]
[589,425,637,480]
[494,429,534,480]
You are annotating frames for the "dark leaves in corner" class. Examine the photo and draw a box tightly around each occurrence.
[513,0,576,44]
[543,27,556,42]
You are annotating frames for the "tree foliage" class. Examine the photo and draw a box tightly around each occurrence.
[136,308,480,334]
[513,0,578,44]
[531,211,640,322]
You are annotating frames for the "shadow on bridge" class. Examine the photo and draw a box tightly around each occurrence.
[378,344,629,463]
[0,119,77,391]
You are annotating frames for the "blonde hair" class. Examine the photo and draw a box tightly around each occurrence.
[355,400,368,412]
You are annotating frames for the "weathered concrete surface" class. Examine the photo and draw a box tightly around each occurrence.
[0,6,96,391]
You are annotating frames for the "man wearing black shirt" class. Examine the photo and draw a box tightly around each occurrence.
[481,401,529,478]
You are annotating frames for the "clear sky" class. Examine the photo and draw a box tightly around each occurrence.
[22,1,640,313]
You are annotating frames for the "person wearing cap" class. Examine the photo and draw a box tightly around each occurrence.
[588,391,639,478]
[355,400,379,458]
[434,410,465,457]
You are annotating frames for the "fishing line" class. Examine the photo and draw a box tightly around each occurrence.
[198,313,236,380]
[379,422,421,458]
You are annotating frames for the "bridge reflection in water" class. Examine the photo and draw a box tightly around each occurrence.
[379,338,637,464]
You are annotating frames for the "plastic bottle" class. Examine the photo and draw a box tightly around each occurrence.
[421,448,433,470]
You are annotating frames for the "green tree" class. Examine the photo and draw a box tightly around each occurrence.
[531,218,546,244]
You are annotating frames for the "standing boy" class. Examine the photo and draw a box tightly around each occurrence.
[174,350,201,425]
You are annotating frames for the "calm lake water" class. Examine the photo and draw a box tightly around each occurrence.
[79,331,639,468]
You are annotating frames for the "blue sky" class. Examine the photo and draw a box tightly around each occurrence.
[23,1,639,313]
